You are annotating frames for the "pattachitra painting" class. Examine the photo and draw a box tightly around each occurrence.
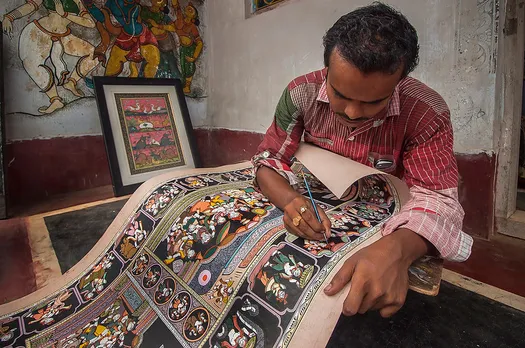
[115,93,186,175]
[0,144,442,348]
[94,77,200,197]
[253,0,288,11]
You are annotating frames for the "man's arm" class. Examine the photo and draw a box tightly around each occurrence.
[253,86,331,240]
[324,110,473,318]
[382,112,473,262]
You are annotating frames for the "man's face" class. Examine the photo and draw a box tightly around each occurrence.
[326,49,403,128]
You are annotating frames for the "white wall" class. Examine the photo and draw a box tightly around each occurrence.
[207,0,498,155]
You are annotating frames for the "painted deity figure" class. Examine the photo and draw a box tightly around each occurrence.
[72,300,138,348]
[208,277,234,305]
[2,0,100,114]
[27,290,73,326]
[131,254,148,275]
[149,0,202,93]
[84,0,161,78]
[0,320,16,342]
[264,251,307,288]
[141,0,182,79]
[78,253,114,300]
[219,315,257,348]
[169,292,190,320]
[184,311,208,338]
[256,270,288,305]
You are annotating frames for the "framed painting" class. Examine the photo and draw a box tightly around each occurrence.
[0,27,6,219]
[94,77,201,196]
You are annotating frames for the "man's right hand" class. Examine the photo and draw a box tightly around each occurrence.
[255,165,332,240]
[283,194,332,241]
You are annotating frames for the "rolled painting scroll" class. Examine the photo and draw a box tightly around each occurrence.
[0,143,442,348]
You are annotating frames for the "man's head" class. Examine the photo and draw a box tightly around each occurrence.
[323,2,419,127]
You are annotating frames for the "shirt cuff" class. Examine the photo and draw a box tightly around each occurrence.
[381,188,473,262]
[251,150,299,189]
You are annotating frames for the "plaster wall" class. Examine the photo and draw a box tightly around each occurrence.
[207,0,499,155]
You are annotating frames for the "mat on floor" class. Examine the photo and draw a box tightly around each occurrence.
[0,159,441,348]
[46,199,128,273]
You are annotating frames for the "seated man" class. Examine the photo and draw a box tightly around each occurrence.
[252,2,473,318]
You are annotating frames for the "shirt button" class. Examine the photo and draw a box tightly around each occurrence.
[348,136,355,141]
[262,151,270,158]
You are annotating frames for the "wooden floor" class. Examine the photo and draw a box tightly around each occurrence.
[0,218,36,304]
[445,234,525,298]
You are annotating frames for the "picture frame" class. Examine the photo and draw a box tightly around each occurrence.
[0,26,7,219]
[94,77,201,197]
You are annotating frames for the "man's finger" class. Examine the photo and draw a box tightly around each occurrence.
[297,216,323,241]
[290,206,324,241]
[379,304,402,318]
[283,215,308,240]
[324,257,357,296]
[341,268,367,316]
[358,292,383,315]
[299,205,324,231]
[319,209,332,238]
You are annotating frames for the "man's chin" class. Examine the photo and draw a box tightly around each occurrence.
[338,116,368,127]
[346,120,367,127]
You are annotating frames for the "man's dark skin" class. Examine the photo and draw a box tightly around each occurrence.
[256,48,432,318]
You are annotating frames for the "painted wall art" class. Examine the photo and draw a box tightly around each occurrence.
[252,0,288,12]
[116,94,186,175]
[94,76,200,196]
[1,0,206,119]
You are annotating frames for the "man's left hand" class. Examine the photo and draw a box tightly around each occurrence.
[323,228,430,318]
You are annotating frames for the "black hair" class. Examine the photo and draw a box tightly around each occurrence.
[323,2,419,76]
[190,4,200,26]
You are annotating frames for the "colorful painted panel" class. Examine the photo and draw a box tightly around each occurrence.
[115,93,186,175]
[0,163,408,348]
[1,0,205,119]
[253,0,288,12]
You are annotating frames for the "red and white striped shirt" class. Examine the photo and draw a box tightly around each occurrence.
[252,69,472,262]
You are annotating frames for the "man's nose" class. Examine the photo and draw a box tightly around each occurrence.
[344,102,364,119]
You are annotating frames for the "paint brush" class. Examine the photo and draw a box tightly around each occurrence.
[301,169,329,244]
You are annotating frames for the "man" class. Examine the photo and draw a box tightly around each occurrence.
[252,2,473,318]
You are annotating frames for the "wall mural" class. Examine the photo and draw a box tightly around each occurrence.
[1,0,205,117]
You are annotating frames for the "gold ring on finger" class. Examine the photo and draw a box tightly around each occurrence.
[292,215,302,227]
[299,205,308,214]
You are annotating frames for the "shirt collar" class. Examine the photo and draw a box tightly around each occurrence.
[316,73,402,118]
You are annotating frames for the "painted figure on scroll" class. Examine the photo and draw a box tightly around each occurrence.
[2,0,100,114]
[83,0,160,78]
[252,2,473,318]
[148,0,203,93]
